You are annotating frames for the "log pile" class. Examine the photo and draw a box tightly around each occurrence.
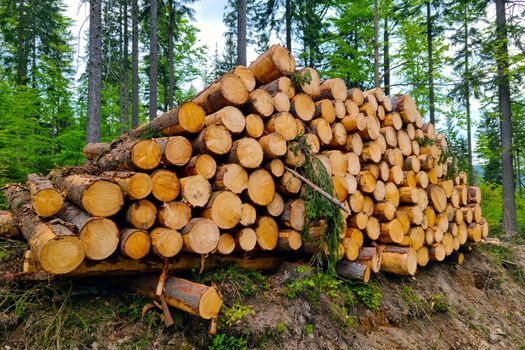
[1,45,489,321]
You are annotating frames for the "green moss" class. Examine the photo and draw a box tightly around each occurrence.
[304,323,314,335]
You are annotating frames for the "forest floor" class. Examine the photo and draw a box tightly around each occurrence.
[0,238,524,350]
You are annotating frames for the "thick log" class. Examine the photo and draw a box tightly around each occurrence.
[277,230,302,251]
[157,201,192,230]
[383,112,402,130]
[265,112,298,141]
[228,137,264,169]
[246,89,274,117]
[245,113,265,138]
[192,73,249,113]
[361,141,382,163]
[399,187,420,204]
[341,113,366,132]
[348,212,368,230]
[384,182,400,207]
[260,76,295,99]
[156,136,193,166]
[83,142,109,160]
[348,190,364,213]
[392,94,418,123]
[0,210,19,238]
[365,216,380,240]
[180,175,212,207]
[427,184,447,213]
[56,174,123,217]
[259,132,287,158]
[416,246,429,266]
[181,154,217,180]
[240,203,257,227]
[149,170,179,203]
[281,199,305,231]
[182,218,220,254]
[267,192,285,217]
[248,44,296,84]
[125,102,205,138]
[428,243,446,261]
[336,260,370,283]
[255,216,279,250]
[373,201,396,221]
[192,125,232,156]
[132,275,222,319]
[124,199,157,230]
[314,99,336,123]
[93,139,162,171]
[347,87,364,105]
[150,227,183,258]
[201,191,242,229]
[380,247,417,275]
[235,228,257,252]
[120,228,151,260]
[290,92,315,121]
[378,219,404,244]
[468,186,481,203]
[216,233,236,254]
[314,78,347,101]
[233,65,256,91]
[102,171,152,200]
[397,205,423,225]
[346,228,364,247]
[247,169,275,206]
[26,174,63,217]
[357,246,381,273]
[205,106,246,135]
[296,67,320,96]
[214,164,249,194]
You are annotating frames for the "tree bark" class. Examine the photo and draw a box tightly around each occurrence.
[496,0,518,237]
[237,0,247,66]
[149,0,159,121]
[464,2,474,186]
[373,0,379,87]
[168,0,175,109]
[426,1,435,124]
[123,0,130,132]
[87,0,102,143]
[383,10,390,95]
[132,0,139,128]
[285,0,292,51]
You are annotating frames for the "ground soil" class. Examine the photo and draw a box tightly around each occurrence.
[0,238,524,350]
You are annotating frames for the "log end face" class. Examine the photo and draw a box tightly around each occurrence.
[33,189,63,217]
[132,139,162,170]
[127,173,153,200]
[222,74,249,106]
[199,286,223,319]
[39,235,85,274]
[80,218,119,260]
[123,230,151,260]
[151,170,180,202]
[83,181,124,217]
[179,102,206,133]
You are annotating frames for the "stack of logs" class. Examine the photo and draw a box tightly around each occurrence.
[1,44,488,320]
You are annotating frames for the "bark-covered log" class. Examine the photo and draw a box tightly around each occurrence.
[201,191,242,229]
[192,73,249,113]
[120,228,151,260]
[0,210,19,238]
[102,171,152,200]
[26,174,63,217]
[248,44,296,84]
[93,139,162,171]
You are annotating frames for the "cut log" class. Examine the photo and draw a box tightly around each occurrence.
[245,113,265,138]
[392,94,418,123]
[357,171,377,193]
[265,112,298,141]
[348,190,364,212]
[214,164,249,194]
[273,91,291,112]
[290,92,315,121]
[240,203,257,227]
[205,106,246,134]
[381,126,397,147]
[180,175,212,207]
[182,218,220,254]
[330,123,347,147]
[396,211,411,235]
[373,201,396,221]
[0,210,18,238]
[281,199,305,231]
[248,44,296,84]
[378,219,404,244]
[216,233,236,254]
[266,158,285,177]
[380,247,417,275]
[247,88,275,117]
[399,187,420,204]
[365,216,380,240]
[361,141,382,163]
[314,99,336,123]
[416,246,429,267]
[332,175,349,201]
[297,67,320,96]
[397,130,412,156]
[150,227,183,258]
[468,186,481,203]
[384,182,400,207]
[247,169,275,206]
[324,150,348,176]
[400,170,417,187]
[55,201,118,261]
[397,205,423,225]
[427,184,447,213]
[341,113,366,132]
[409,226,425,250]
[373,180,386,201]
[358,116,381,141]
[151,169,180,203]
[94,139,162,171]
[125,102,205,138]
[235,228,257,251]
[347,87,364,105]
[259,132,287,158]
[336,260,370,283]
[192,125,232,156]
[302,133,321,154]
[267,192,285,217]
[416,171,429,189]
[362,196,375,216]
[346,228,364,246]
[428,243,446,261]
[201,191,242,229]
[102,171,152,200]
[181,154,217,180]
[125,199,157,230]
[384,148,404,167]
[233,65,256,91]
[383,112,402,130]
[192,73,249,113]
[157,201,192,230]
[357,246,381,273]
[56,174,124,217]
[255,216,279,250]
[132,275,222,319]
[27,174,63,217]
[156,136,193,166]
[228,137,264,169]
[314,78,347,101]
[260,76,295,99]
[348,212,368,230]
[467,223,482,242]
[83,142,109,160]
[120,228,151,260]
[278,230,302,251]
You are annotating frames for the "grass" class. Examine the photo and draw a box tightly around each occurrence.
[478,243,525,286]
[208,333,247,350]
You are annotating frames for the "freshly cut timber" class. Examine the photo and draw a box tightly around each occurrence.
[427,184,447,213]
[267,192,285,217]
[265,112,298,141]
[260,76,295,99]
[255,216,279,250]
[192,73,249,113]
[392,94,418,123]
[216,233,236,254]
[157,201,192,230]
[0,210,18,238]
[342,238,360,260]
[247,169,275,206]
[27,174,63,217]
[416,246,429,266]
[380,245,417,275]
[180,175,212,207]
[281,199,305,231]
[126,102,205,138]
[247,89,275,117]
[235,228,257,251]
[239,203,256,225]
[297,67,320,96]
[259,132,287,158]
[279,171,302,195]
[468,186,481,203]
[192,124,232,156]
[290,93,315,121]
[245,114,265,138]
[356,246,382,273]
[336,260,370,282]
[150,227,183,258]
[314,78,347,101]
[56,174,124,217]
[120,228,151,260]
[132,275,222,319]
[347,87,365,105]
[314,99,336,123]
[310,118,333,145]
[182,218,220,254]
[93,139,162,171]
[181,154,217,180]
[5,185,85,274]
[248,44,296,84]
[201,191,242,229]
[102,171,152,200]
[277,230,302,251]
[214,164,249,193]
[56,202,119,260]
[83,142,110,160]
[428,243,446,261]
[156,136,193,166]
[378,219,404,244]
[124,199,157,230]
[150,170,180,202]
[228,137,264,168]
[205,106,246,134]
[273,92,291,112]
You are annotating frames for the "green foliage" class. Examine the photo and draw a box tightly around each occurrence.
[430,294,450,313]
[478,244,525,286]
[480,183,525,236]
[349,283,383,311]
[304,323,314,335]
[222,303,255,326]
[275,321,287,334]
[209,333,247,350]
[290,68,312,88]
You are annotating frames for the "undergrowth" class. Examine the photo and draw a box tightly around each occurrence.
[400,286,451,319]
[478,244,525,286]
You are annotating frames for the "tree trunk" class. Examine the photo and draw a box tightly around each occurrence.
[495,0,518,238]
[26,174,64,217]
[426,1,435,124]
[87,0,102,143]
[285,0,292,51]
[464,2,473,186]
[123,0,130,132]
[383,12,390,95]
[149,0,159,121]
[132,0,139,128]
[237,0,247,66]
[373,0,379,87]
[168,0,175,109]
